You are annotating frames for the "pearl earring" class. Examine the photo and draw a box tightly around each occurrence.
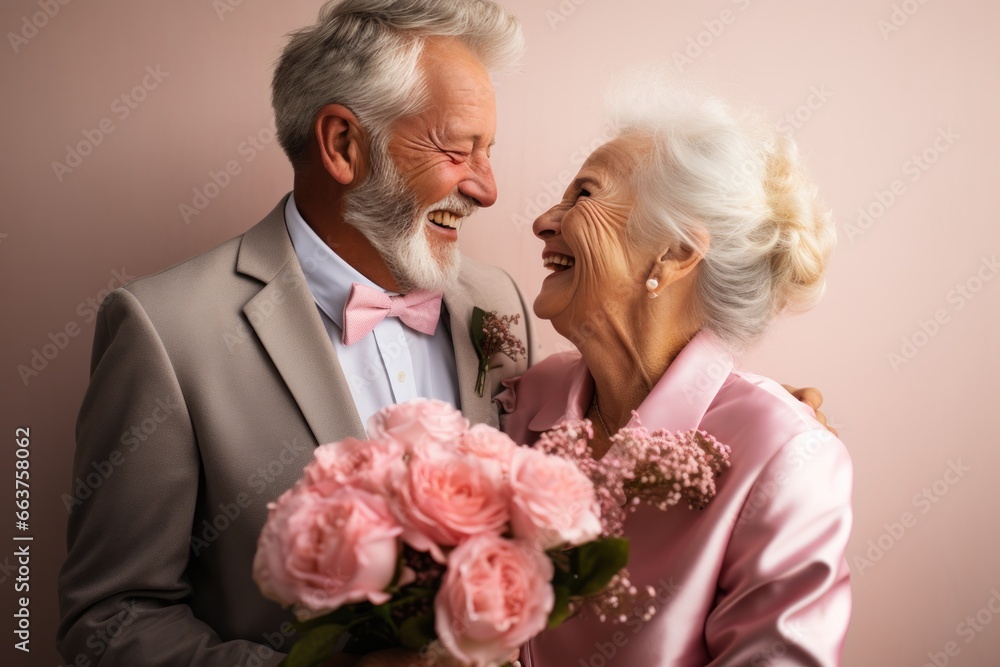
[645,277,659,299]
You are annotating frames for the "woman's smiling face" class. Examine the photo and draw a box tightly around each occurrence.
[532,134,651,331]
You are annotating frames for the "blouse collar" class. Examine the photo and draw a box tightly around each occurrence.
[528,329,734,434]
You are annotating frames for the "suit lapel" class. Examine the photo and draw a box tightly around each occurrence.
[443,287,499,428]
[237,196,366,445]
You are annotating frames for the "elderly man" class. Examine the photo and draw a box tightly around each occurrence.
[57,2,530,665]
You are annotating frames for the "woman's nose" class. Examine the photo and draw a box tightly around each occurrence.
[532,205,562,239]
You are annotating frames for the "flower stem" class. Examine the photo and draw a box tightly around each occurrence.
[475,360,490,397]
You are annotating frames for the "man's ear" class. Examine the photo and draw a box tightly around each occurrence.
[645,230,709,297]
[313,104,367,186]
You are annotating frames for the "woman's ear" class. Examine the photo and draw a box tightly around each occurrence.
[313,104,367,186]
[645,231,709,297]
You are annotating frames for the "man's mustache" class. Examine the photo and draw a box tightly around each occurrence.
[425,193,480,219]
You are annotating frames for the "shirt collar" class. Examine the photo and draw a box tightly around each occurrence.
[284,193,386,328]
[528,329,734,434]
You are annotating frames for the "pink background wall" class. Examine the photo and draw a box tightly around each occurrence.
[2,0,997,664]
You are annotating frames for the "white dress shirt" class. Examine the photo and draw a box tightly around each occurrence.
[284,194,460,431]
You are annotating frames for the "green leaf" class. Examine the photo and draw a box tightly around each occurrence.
[386,551,407,592]
[394,586,436,599]
[572,538,630,597]
[370,603,399,634]
[547,584,572,629]
[292,606,365,635]
[398,612,437,650]
[282,624,347,667]
[549,554,574,591]
[470,306,488,360]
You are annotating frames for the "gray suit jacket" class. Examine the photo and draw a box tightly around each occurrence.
[57,195,534,666]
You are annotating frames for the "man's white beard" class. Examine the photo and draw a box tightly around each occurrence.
[342,149,475,293]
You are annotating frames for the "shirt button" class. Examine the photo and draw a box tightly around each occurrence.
[397,371,406,383]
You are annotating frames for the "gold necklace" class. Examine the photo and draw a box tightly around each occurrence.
[591,392,612,437]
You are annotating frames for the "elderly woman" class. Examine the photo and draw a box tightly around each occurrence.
[345,84,845,667]
[500,84,852,666]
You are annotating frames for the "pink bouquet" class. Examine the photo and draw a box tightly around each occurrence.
[253,399,729,667]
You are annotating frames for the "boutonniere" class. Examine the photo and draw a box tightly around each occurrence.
[470,306,526,397]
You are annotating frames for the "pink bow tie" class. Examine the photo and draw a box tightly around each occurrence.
[342,282,443,345]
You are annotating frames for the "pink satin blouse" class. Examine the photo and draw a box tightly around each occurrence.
[499,331,853,666]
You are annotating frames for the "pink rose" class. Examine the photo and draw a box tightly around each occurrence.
[457,424,518,469]
[435,534,555,667]
[305,437,405,494]
[509,447,602,550]
[368,399,469,450]
[392,445,509,562]
[252,485,402,619]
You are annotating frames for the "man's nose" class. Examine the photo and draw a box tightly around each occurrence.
[460,157,498,208]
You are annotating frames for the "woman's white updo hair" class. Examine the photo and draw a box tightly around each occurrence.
[608,70,836,352]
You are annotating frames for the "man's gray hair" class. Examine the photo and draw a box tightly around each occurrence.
[608,71,836,352]
[272,0,523,167]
